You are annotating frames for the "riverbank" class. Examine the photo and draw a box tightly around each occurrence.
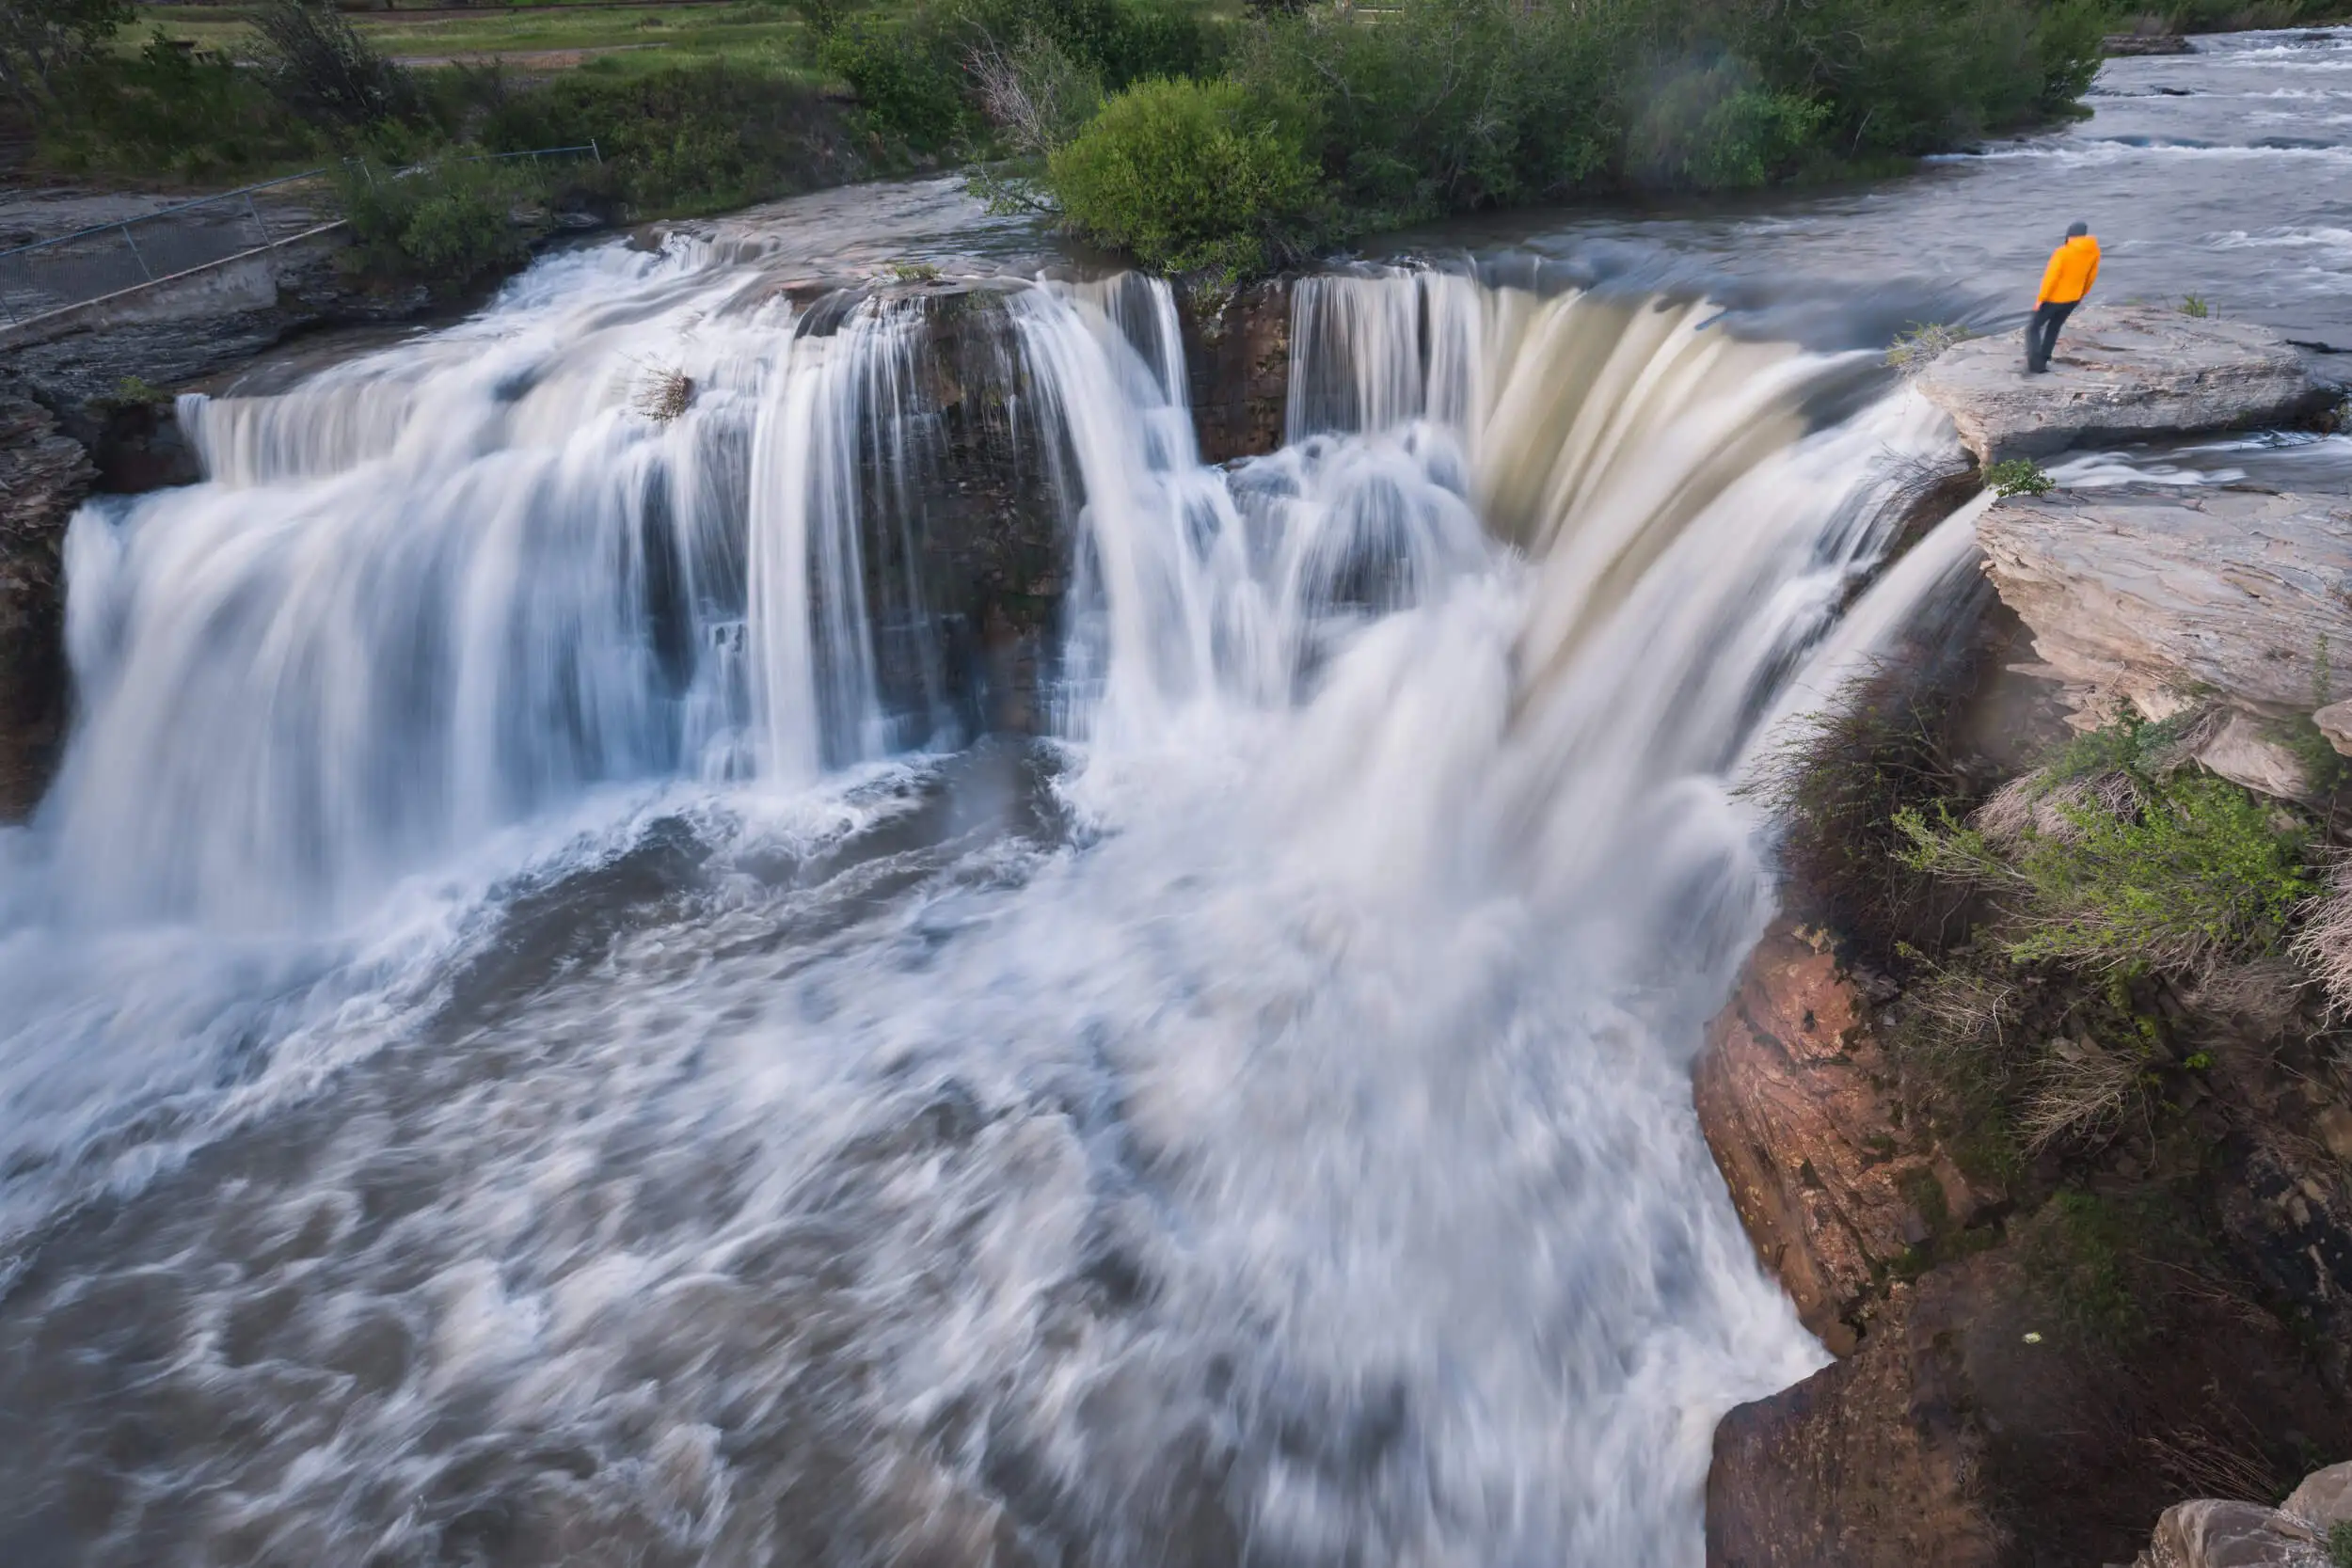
[1698,309,2352,1564]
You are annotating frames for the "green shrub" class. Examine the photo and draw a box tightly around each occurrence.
[0,0,133,115]
[822,14,971,150]
[2327,1519,2352,1568]
[1742,660,1980,965]
[1628,62,1825,189]
[40,34,310,180]
[2180,293,2211,318]
[965,0,1223,89]
[1230,0,1625,224]
[1896,756,2314,974]
[2022,1188,2148,1344]
[480,63,870,217]
[334,156,548,291]
[1046,75,1326,276]
[1987,458,2054,498]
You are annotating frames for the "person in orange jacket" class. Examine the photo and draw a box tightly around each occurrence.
[2026,221,2101,373]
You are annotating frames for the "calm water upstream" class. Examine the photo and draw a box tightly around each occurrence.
[0,29,2344,1568]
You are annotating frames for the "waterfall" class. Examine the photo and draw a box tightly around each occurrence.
[0,245,1991,1568]
[40,248,981,925]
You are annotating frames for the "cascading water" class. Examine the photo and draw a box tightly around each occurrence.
[0,238,1989,1567]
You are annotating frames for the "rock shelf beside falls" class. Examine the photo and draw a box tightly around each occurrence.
[1915,303,2334,466]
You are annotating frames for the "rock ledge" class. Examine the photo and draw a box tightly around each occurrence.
[1915,305,2333,466]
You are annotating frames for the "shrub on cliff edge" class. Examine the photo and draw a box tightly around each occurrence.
[1895,721,2314,978]
[1047,76,1325,276]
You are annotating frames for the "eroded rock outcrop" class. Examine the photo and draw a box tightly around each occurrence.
[1708,1263,2005,1568]
[1694,923,1973,1354]
[1699,922,2352,1566]
[1978,483,2352,796]
[1915,306,2333,466]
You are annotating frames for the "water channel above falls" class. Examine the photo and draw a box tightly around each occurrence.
[1,30,2347,1568]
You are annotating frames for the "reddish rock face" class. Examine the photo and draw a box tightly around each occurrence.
[1697,920,2352,1568]
[1708,1261,2007,1568]
[1693,921,1963,1354]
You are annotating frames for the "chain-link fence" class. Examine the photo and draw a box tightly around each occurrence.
[0,146,602,327]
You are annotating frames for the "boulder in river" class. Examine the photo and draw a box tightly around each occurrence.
[1915,305,2334,466]
[1978,483,2352,797]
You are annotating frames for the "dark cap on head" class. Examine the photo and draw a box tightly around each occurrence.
[2066,221,2089,237]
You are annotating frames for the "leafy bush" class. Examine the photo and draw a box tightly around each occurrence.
[1228,0,1626,226]
[2179,293,2211,318]
[1047,75,1325,276]
[965,0,1223,89]
[0,0,131,113]
[2328,1520,2352,1568]
[1987,458,2054,498]
[2022,1188,2150,1344]
[823,14,972,150]
[966,28,1104,157]
[1627,62,1825,189]
[1744,661,1981,964]
[334,157,548,292]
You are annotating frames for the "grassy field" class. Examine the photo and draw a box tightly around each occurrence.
[131,2,811,69]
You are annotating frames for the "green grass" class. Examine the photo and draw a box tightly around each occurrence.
[131,3,812,67]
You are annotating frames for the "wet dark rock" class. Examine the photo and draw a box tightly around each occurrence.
[2104,33,2193,55]
[0,383,94,819]
[1708,1262,2003,1568]
[1179,277,1293,464]
[864,285,1067,741]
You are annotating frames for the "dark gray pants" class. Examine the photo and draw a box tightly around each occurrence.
[2026,300,2077,372]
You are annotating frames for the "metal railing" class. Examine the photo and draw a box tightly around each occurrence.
[0,168,334,325]
[0,143,603,326]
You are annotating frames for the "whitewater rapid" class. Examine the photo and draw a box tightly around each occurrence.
[0,241,1986,1566]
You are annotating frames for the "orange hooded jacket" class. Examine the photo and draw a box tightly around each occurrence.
[2036,234,2101,306]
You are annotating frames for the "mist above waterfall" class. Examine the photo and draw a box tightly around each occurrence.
[0,238,1987,1566]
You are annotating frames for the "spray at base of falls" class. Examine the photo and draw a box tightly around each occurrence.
[0,243,1988,1566]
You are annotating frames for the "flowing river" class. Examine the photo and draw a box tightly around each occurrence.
[1,28,2347,1568]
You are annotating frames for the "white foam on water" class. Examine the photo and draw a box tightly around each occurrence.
[0,251,1993,1564]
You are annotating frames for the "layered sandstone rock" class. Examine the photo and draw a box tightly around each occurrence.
[2134,1461,2352,1567]
[1978,484,2352,796]
[1697,923,2352,1567]
[1915,306,2333,466]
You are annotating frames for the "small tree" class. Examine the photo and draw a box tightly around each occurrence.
[0,0,133,112]
[249,0,420,129]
